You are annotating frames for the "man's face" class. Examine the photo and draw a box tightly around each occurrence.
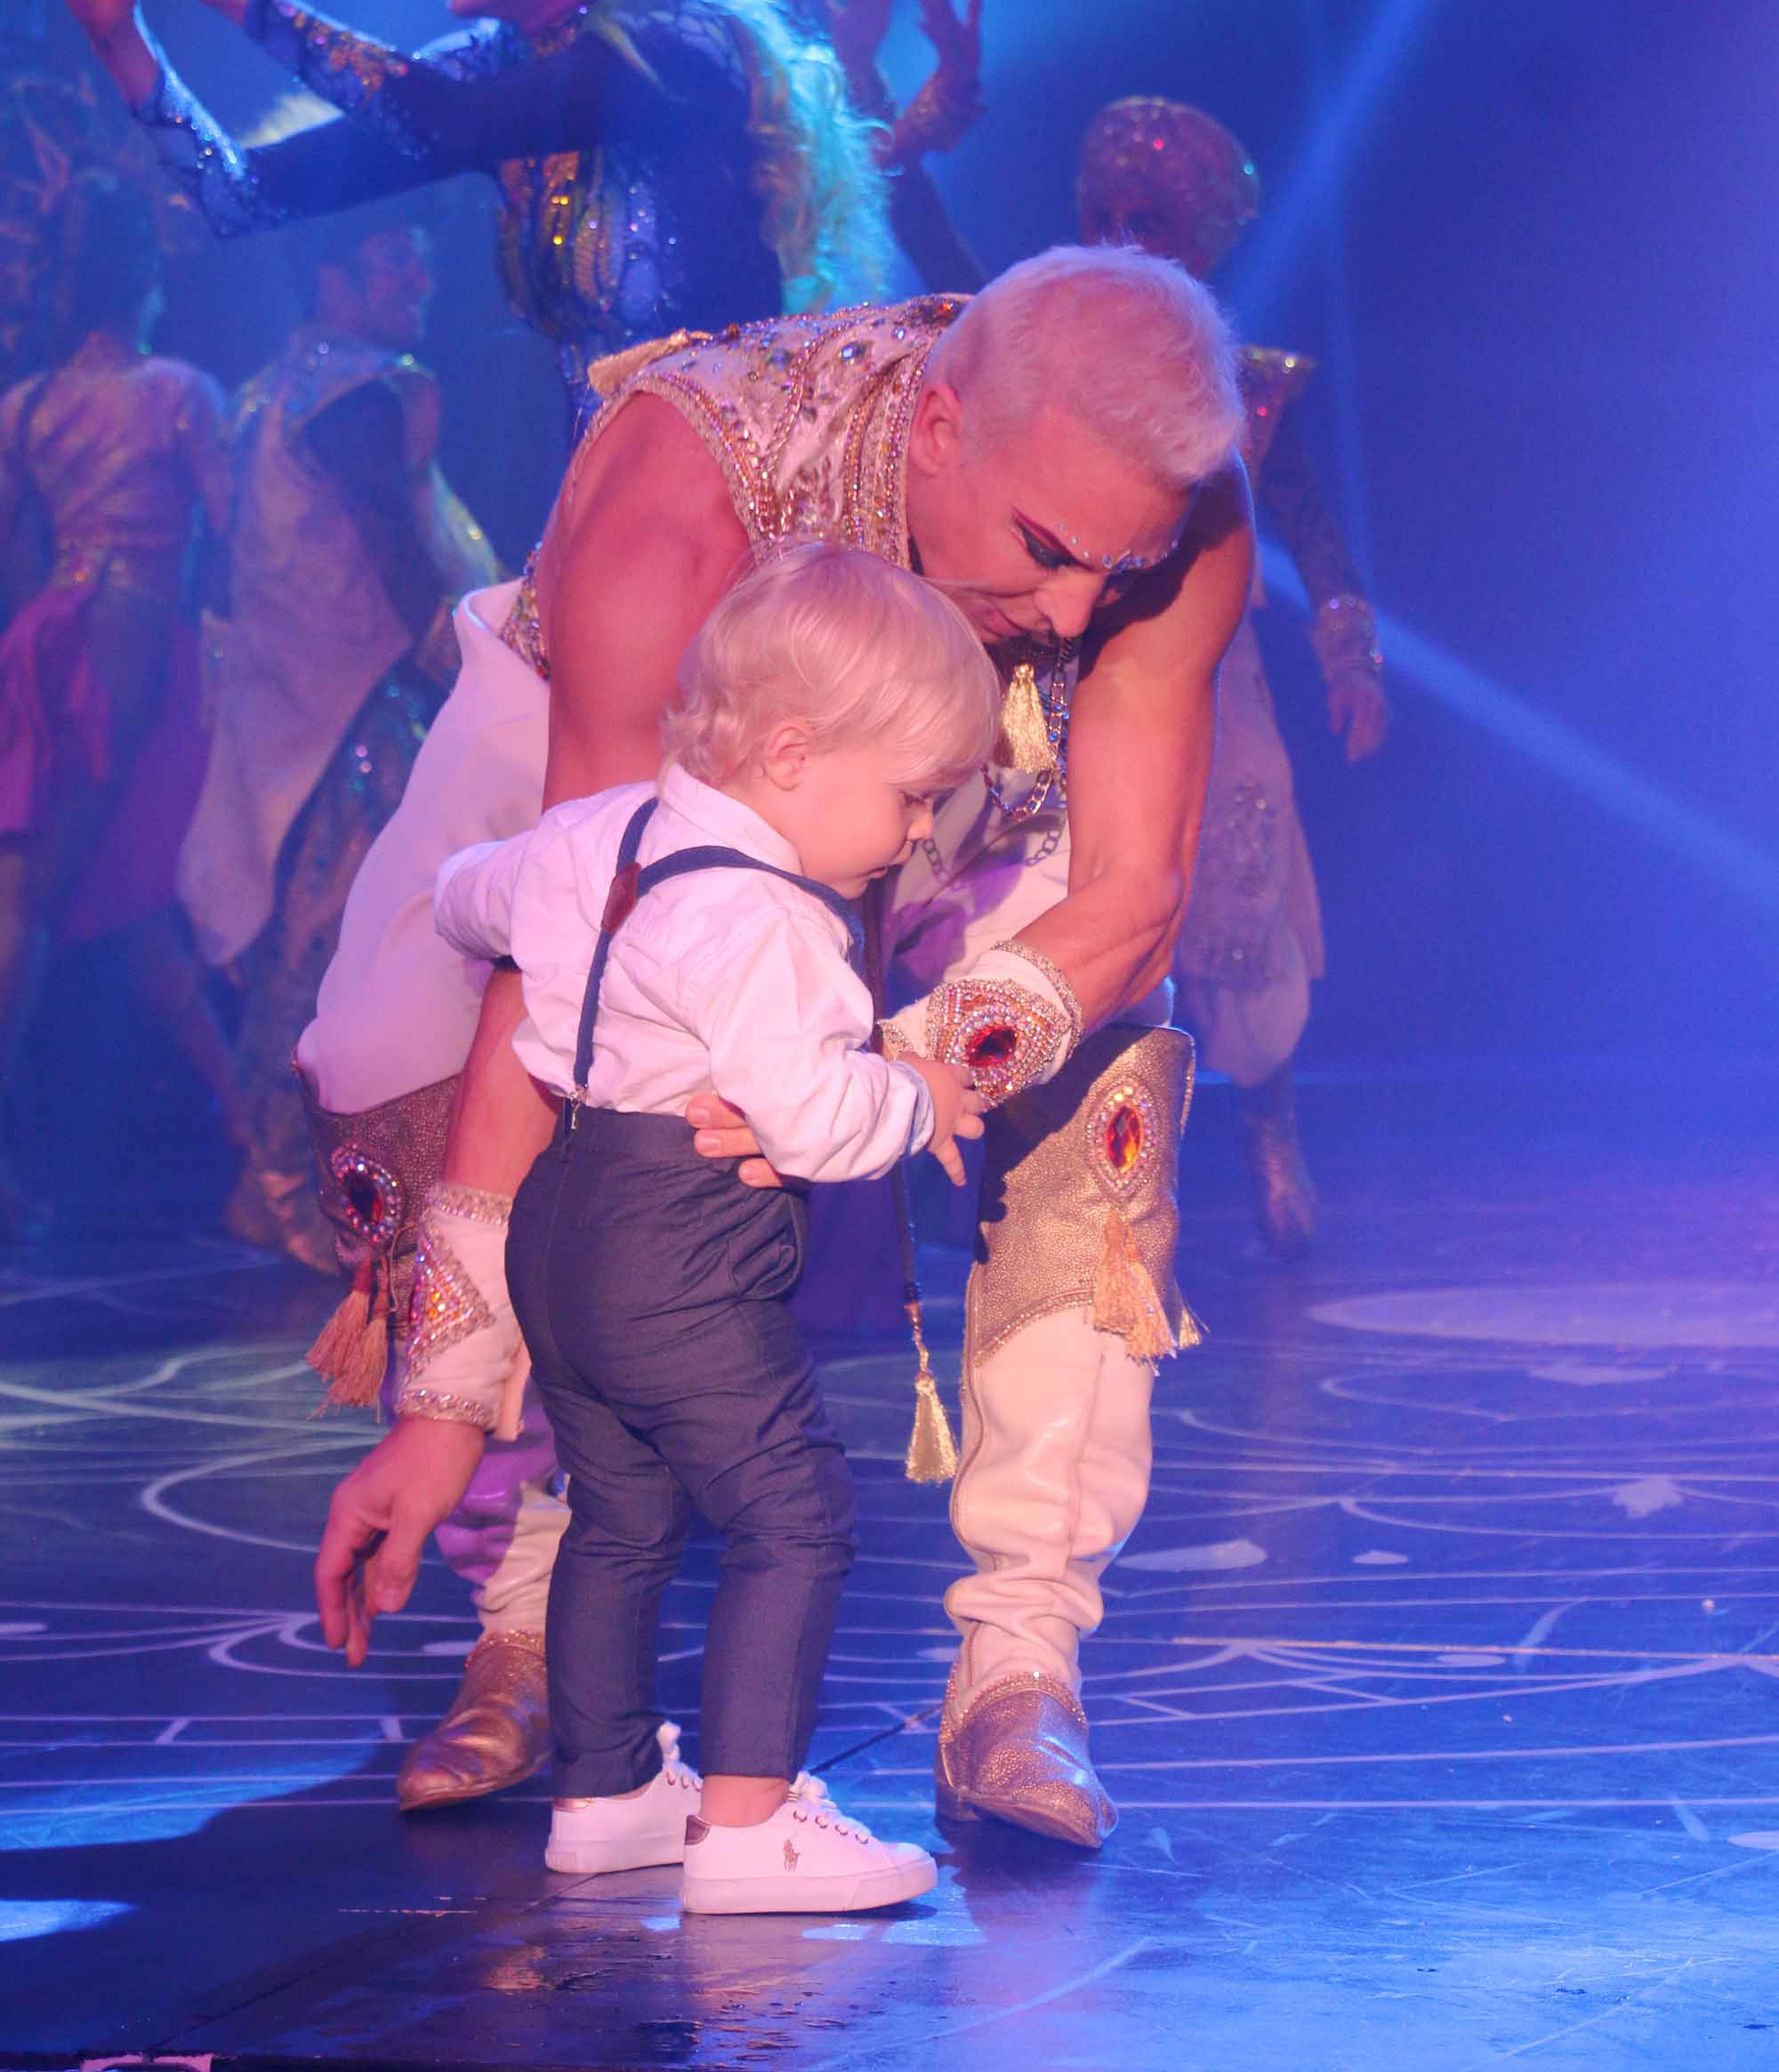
[906,394,1190,654]
[345,228,435,352]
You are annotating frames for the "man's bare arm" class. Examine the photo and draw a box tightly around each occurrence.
[536,395,749,809]
[1014,462,1254,1029]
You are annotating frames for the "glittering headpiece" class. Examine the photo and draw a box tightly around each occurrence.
[1075,96,1260,275]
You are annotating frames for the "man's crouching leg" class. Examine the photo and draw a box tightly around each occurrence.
[935,1025,1196,1849]
[390,1185,558,1813]
[303,987,562,1811]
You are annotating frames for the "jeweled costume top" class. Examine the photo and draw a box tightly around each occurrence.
[508,293,1078,825]
[134,0,783,404]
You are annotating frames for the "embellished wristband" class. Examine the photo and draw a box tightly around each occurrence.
[1308,592,1382,684]
[922,953,1080,1108]
[394,1385,495,1433]
[992,939,1084,1054]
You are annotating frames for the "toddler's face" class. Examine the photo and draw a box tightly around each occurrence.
[783,742,945,899]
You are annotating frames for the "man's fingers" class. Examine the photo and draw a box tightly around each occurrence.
[737,1155,782,1190]
[954,1111,986,1142]
[344,1562,372,1668]
[694,1125,759,1159]
[314,1503,377,1650]
[367,1512,428,1618]
[686,1092,747,1130]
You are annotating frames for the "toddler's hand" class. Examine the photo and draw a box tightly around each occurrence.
[907,1055,986,1186]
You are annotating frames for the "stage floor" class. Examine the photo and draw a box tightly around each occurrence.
[4,1070,1778,2069]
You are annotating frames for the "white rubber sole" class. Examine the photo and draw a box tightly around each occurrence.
[680,1853,938,1915]
[544,1828,685,1875]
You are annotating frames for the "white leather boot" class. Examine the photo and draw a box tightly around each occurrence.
[935,1307,1153,1847]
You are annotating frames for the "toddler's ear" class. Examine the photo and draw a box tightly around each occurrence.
[760,718,815,791]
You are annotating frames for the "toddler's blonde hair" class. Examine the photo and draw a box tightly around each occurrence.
[664,542,1001,790]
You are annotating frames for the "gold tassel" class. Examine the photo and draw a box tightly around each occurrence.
[1091,1209,1179,1363]
[583,328,704,405]
[994,662,1053,775]
[306,1257,390,1413]
[902,1298,959,1484]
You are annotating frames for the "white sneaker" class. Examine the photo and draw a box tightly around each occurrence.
[545,1721,703,1875]
[680,1771,937,1915]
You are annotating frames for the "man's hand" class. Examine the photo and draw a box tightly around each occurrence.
[906,1055,986,1185]
[1328,670,1390,762]
[687,1093,784,1190]
[314,1417,486,1667]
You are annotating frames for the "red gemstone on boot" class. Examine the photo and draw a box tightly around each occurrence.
[1106,1103,1144,1176]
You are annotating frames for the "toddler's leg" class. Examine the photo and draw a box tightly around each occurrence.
[624,1298,937,1916]
[544,1386,693,1797]
[585,1264,853,1794]
[639,1292,857,1793]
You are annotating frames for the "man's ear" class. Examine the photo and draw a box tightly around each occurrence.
[907,379,964,479]
[759,717,814,791]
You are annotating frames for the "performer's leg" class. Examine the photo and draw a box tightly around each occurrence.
[396,1372,564,1812]
[946,1309,1154,1699]
[294,593,563,1803]
[936,1312,1152,1847]
[933,1024,1195,1849]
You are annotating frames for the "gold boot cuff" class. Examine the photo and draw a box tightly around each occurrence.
[967,1024,1197,1370]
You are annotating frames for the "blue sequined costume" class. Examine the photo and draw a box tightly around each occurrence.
[133,0,784,406]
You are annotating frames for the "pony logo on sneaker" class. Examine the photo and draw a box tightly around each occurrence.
[783,1839,801,1872]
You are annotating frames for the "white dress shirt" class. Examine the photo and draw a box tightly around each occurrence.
[433,763,933,1185]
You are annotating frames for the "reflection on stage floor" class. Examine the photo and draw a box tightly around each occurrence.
[3,1068,1777,2068]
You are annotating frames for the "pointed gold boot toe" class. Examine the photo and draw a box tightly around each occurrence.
[397,1629,550,1813]
[935,1669,1116,1849]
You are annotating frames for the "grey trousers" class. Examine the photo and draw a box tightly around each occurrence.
[508,1107,857,1797]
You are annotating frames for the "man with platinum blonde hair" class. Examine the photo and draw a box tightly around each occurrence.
[302,245,1255,1849]
[933,245,1245,494]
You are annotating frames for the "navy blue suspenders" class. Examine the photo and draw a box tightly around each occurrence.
[566,797,865,1125]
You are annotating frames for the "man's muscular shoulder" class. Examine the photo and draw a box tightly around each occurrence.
[536,396,749,809]
[547,394,745,581]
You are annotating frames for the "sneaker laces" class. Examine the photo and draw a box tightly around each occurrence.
[787,1770,870,1842]
[656,1720,702,1790]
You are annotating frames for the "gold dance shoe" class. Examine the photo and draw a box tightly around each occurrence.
[397,1629,551,1813]
[934,1667,1116,1848]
